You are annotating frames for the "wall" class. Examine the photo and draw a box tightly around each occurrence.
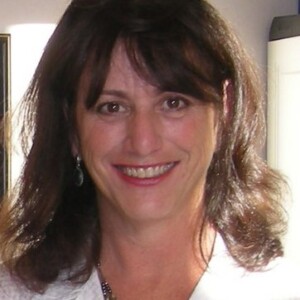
[210,0,298,72]
[0,0,70,184]
[0,0,69,30]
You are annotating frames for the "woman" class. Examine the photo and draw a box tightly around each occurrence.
[0,0,299,299]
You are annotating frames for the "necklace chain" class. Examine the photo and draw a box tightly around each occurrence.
[98,263,117,300]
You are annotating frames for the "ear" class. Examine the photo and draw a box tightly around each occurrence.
[215,79,234,152]
[222,79,234,123]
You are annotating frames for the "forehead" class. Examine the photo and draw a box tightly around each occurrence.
[104,42,155,92]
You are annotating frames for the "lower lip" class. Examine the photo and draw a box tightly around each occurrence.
[115,165,176,186]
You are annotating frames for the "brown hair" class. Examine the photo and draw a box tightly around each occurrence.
[0,0,286,293]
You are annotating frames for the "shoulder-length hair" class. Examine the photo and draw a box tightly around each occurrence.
[0,0,286,293]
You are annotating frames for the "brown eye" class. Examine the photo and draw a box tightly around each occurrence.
[163,97,188,111]
[106,103,121,113]
[96,102,126,114]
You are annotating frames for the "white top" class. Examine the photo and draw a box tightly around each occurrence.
[1,235,300,299]
[190,236,300,300]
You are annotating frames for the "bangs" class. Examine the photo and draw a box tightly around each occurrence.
[78,0,227,109]
[124,33,225,104]
[83,34,225,109]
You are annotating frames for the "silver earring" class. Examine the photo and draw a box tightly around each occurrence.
[75,155,84,187]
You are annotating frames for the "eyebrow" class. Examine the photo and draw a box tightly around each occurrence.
[100,90,128,98]
[100,88,177,99]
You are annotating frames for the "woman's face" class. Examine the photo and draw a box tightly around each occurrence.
[74,45,219,223]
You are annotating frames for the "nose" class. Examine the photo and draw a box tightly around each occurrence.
[125,110,162,157]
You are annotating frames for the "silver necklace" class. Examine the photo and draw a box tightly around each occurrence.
[97,263,117,300]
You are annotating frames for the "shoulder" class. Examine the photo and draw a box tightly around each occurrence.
[0,266,103,300]
[40,269,103,300]
[192,235,300,300]
[0,265,32,300]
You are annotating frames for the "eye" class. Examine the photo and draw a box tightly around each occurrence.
[162,96,188,111]
[95,102,126,115]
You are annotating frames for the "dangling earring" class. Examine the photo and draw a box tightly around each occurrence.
[74,155,84,187]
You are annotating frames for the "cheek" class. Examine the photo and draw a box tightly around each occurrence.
[77,118,125,158]
[167,114,218,154]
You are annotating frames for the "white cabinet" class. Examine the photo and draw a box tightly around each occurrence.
[268,15,300,265]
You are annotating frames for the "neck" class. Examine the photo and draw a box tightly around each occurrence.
[98,204,215,299]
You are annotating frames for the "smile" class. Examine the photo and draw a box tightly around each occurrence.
[117,163,176,179]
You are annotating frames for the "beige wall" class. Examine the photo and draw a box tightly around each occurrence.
[210,0,298,70]
[0,0,69,30]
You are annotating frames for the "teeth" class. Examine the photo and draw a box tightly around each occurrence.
[120,163,174,179]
